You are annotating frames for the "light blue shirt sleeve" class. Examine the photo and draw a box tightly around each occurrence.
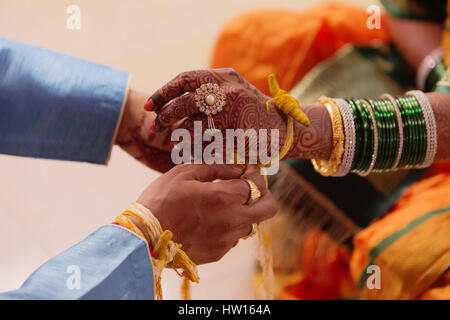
[0,38,154,299]
[0,225,154,300]
[0,37,129,164]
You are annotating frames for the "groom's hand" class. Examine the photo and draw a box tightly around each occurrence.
[137,163,278,265]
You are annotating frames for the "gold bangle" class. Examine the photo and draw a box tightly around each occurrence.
[310,96,345,176]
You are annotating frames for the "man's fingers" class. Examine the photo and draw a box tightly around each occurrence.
[155,93,199,131]
[146,70,217,112]
[238,192,278,225]
[243,164,260,174]
[179,163,244,182]
[235,225,254,240]
[214,170,267,205]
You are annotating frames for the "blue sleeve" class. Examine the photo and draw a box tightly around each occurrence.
[0,37,129,164]
[0,225,154,300]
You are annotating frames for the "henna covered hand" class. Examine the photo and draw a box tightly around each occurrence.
[147,68,332,162]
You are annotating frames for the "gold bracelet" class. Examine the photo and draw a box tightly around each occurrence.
[310,96,345,176]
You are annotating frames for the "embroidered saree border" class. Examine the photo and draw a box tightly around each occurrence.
[357,205,450,299]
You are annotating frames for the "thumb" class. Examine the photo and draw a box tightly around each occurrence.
[180,164,244,182]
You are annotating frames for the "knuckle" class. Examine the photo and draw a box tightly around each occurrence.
[176,71,189,81]
[207,215,238,236]
[213,190,232,207]
[178,163,192,171]
[173,163,194,175]
[224,67,239,77]
[205,164,217,177]
[249,171,264,185]
[199,188,220,207]
[243,172,267,195]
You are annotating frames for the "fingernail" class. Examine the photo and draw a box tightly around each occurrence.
[144,99,154,111]
[149,123,156,132]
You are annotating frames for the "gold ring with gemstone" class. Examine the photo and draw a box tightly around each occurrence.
[242,223,257,240]
[241,178,262,205]
[194,82,227,116]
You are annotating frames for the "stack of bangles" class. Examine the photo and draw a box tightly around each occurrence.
[311,90,437,177]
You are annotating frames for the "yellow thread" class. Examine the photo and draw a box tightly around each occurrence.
[114,203,199,300]
[181,277,191,300]
[116,75,309,301]
[251,74,309,299]
[266,73,310,127]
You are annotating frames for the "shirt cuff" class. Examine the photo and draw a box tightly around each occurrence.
[0,37,131,164]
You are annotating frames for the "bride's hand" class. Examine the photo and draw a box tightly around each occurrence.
[146,69,287,158]
[146,68,332,161]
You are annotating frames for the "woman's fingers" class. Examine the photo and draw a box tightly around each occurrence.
[214,169,267,204]
[146,70,218,112]
[155,93,198,131]
[177,112,227,136]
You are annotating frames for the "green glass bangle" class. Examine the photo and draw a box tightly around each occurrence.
[404,96,420,167]
[350,98,366,172]
[396,96,413,167]
[406,96,425,166]
[376,98,390,170]
[372,98,397,171]
[396,95,427,168]
[368,98,386,171]
[378,98,394,170]
[357,99,376,173]
[406,96,421,166]
[382,98,399,170]
[408,95,427,166]
[383,99,397,169]
[354,99,373,173]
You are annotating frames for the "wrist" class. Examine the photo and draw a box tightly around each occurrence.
[116,89,152,144]
[126,214,155,250]
[285,104,332,160]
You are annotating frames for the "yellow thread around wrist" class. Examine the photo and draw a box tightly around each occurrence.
[114,202,199,300]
